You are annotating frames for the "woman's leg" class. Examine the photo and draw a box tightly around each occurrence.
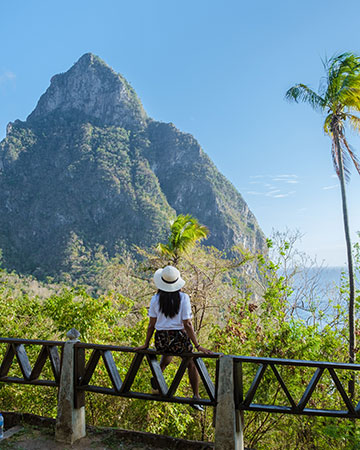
[160,355,173,371]
[187,358,200,397]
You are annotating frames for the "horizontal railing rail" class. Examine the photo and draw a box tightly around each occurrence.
[233,355,360,418]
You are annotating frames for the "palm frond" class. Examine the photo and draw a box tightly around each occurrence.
[325,53,360,109]
[331,140,351,182]
[341,135,360,176]
[345,113,360,133]
[323,113,333,135]
[285,84,326,111]
[337,133,352,182]
[331,140,340,178]
[156,242,173,257]
[157,214,209,260]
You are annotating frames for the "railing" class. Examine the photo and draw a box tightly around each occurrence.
[233,355,360,419]
[0,337,64,387]
[73,342,218,409]
[1,335,360,449]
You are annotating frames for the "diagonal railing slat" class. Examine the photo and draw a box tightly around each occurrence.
[102,350,122,392]
[195,357,216,401]
[167,356,191,398]
[29,346,48,380]
[14,344,32,380]
[243,363,267,407]
[297,368,324,411]
[119,353,144,394]
[270,364,297,409]
[80,349,101,386]
[146,354,168,396]
[0,344,15,378]
[328,367,356,415]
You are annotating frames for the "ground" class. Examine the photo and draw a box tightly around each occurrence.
[0,425,169,449]
[0,414,214,450]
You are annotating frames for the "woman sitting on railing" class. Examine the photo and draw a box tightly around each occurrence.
[135,265,212,411]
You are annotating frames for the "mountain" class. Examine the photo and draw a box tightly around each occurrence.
[0,53,266,278]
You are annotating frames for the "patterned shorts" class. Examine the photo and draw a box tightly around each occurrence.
[155,330,193,354]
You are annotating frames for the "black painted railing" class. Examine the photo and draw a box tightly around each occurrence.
[233,355,360,418]
[1,337,360,420]
[73,342,218,409]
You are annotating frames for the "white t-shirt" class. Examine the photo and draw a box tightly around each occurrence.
[148,292,192,330]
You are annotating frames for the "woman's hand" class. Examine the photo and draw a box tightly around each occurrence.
[134,344,149,351]
[196,345,213,354]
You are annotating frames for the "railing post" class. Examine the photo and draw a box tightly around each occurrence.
[215,355,244,450]
[55,328,86,444]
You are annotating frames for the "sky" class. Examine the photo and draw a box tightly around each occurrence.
[1,0,360,267]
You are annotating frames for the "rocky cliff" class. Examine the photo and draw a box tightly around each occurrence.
[0,53,266,278]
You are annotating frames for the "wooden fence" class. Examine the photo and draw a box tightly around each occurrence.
[1,335,360,449]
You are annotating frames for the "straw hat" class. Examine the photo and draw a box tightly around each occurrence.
[153,266,185,292]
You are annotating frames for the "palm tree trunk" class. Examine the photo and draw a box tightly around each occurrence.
[334,134,356,398]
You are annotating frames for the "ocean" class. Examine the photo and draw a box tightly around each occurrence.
[288,266,359,324]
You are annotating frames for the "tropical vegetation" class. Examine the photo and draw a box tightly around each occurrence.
[0,217,359,449]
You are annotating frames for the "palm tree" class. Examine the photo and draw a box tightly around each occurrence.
[157,214,209,265]
[286,53,360,397]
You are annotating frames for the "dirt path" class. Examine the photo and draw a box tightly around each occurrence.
[0,421,214,450]
[1,425,162,449]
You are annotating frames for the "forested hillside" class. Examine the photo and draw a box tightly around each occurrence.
[0,53,265,279]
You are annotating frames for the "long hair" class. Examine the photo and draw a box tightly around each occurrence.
[158,289,181,318]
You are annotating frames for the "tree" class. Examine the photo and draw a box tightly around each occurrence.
[286,52,360,396]
[156,214,209,265]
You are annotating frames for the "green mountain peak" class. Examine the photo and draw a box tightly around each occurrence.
[27,53,147,129]
[0,54,266,279]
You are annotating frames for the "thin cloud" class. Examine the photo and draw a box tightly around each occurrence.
[272,191,296,198]
[246,174,299,199]
[0,71,16,84]
[266,189,281,197]
[323,184,338,190]
[273,174,298,179]
[272,175,299,183]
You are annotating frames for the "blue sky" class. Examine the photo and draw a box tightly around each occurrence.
[1,0,360,266]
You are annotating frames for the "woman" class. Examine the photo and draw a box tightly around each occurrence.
[136,265,211,411]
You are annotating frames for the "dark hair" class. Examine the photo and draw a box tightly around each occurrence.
[158,289,181,318]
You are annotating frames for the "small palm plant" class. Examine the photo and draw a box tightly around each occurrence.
[286,52,360,396]
[157,214,209,265]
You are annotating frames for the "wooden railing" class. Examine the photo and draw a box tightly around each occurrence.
[73,342,218,409]
[233,355,360,419]
[0,338,63,387]
[1,336,360,448]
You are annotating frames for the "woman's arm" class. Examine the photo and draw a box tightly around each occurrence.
[183,319,212,354]
[135,317,157,350]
